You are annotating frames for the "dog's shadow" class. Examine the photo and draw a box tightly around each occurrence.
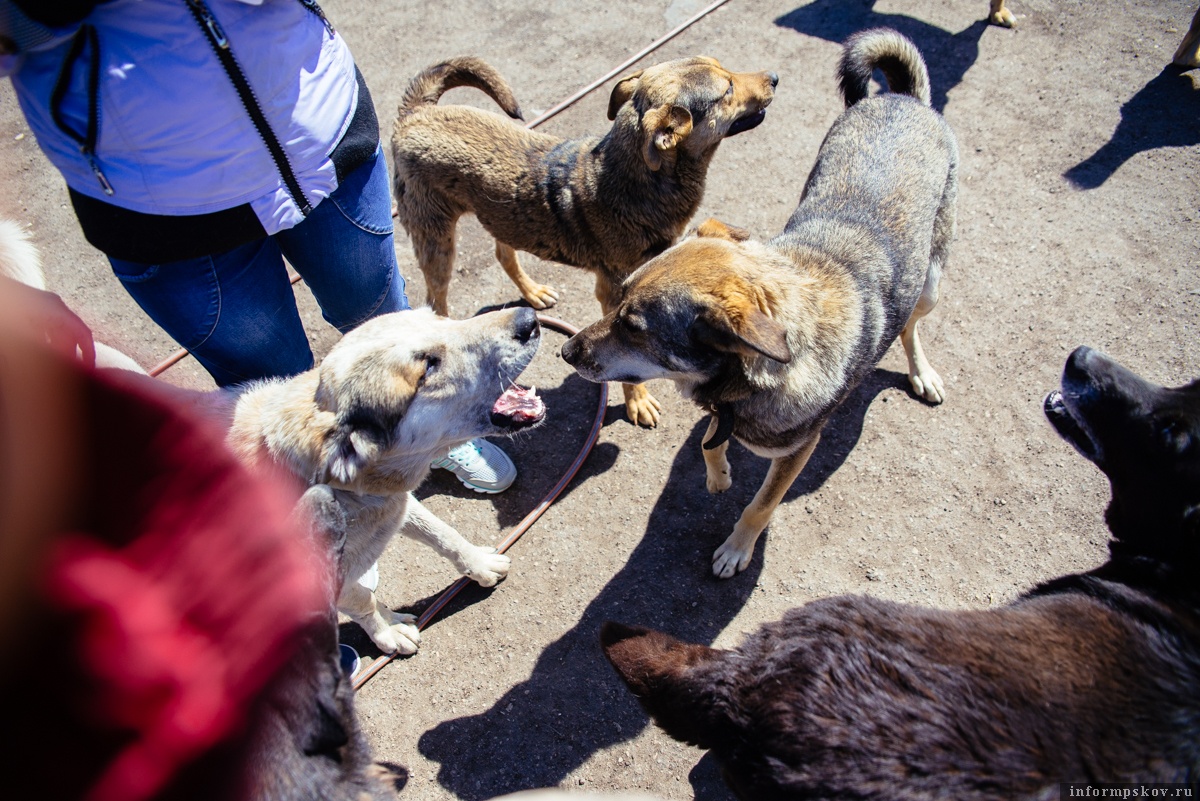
[415,368,905,799]
[775,0,996,113]
[1063,66,1200,189]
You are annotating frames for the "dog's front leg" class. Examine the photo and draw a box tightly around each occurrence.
[595,274,663,427]
[712,431,820,579]
[402,495,510,586]
[337,581,421,655]
[623,382,663,428]
[703,414,732,493]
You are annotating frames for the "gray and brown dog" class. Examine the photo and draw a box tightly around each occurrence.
[391,55,777,427]
[563,29,957,577]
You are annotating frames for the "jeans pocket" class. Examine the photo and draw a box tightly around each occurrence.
[329,145,394,235]
[110,261,160,283]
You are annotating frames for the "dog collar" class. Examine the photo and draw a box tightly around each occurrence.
[703,403,736,450]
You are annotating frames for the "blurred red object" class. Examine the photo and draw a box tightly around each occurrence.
[0,359,323,801]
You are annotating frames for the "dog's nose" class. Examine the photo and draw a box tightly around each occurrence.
[766,71,779,89]
[514,307,540,344]
[561,335,580,366]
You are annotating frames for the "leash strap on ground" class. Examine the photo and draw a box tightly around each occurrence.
[350,314,607,692]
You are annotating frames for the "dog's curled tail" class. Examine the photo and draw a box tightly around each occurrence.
[398,56,525,122]
[600,621,738,750]
[838,28,931,107]
[0,219,46,290]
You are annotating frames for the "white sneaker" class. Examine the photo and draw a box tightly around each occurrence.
[430,438,517,493]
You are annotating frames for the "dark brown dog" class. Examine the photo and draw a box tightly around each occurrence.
[562,29,955,576]
[601,346,1200,801]
[391,56,777,427]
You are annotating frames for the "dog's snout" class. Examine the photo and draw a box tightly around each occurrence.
[561,335,581,366]
[766,71,779,89]
[513,307,540,344]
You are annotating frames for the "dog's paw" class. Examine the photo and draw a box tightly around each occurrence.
[909,366,946,404]
[372,614,421,655]
[464,548,511,587]
[625,390,663,428]
[712,538,753,579]
[989,7,1015,27]
[706,465,732,493]
[522,283,560,310]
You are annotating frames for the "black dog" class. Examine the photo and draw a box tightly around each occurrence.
[602,346,1200,800]
[245,485,392,801]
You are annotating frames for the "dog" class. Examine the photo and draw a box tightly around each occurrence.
[245,485,394,800]
[600,346,1200,800]
[214,304,546,655]
[390,55,777,427]
[0,220,546,655]
[562,29,956,577]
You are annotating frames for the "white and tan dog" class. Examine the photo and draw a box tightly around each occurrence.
[219,305,545,654]
[0,221,546,655]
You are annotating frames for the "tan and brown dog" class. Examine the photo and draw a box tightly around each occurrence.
[563,29,956,577]
[391,55,777,427]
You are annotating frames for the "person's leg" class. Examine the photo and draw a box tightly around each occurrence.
[109,238,313,387]
[275,145,409,332]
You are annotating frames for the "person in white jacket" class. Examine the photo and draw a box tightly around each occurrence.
[1,0,517,492]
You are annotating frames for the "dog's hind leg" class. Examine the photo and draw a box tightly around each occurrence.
[411,221,458,317]
[900,268,945,404]
[713,431,820,578]
[989,0,1015,27]
[903,166,954,404]
[496,241,559,309]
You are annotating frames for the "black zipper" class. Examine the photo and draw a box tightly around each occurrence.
[50,25,113,195]
[184,0,313,215]
[298,0,335,35]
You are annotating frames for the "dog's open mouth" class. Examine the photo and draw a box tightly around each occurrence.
[1044,390,1099,462]
[491,384,546,430]
[727,109,767,137]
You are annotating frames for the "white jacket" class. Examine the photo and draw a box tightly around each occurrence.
[4,0,378,262]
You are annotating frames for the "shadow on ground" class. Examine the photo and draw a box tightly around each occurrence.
[775,0,1001,112]
[416,368,903,799]
[1063,66,1200,189]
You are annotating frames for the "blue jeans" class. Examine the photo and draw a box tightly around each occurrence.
[110,145,409,387]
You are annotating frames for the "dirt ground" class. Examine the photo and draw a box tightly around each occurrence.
[2,0,1198,798]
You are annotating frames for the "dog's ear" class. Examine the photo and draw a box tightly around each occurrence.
[325,419,389,487]
[693,218,752,242]
[642,105,694,171]
[600,621,731,750]
[691,303,792,364]
[607,70,643,120]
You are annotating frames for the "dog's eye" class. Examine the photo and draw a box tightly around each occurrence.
[1160,420,1193,453]
[724,82,734,98]
[415,353,440,387]
[620,313,647,333]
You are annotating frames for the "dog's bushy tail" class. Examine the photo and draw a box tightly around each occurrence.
[601,621,739,751]
[398,56,525,122]
[838,28,931,107]
[0,219,46,289]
